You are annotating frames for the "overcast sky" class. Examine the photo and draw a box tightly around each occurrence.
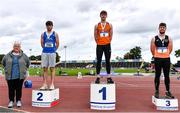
[0,0,180,63]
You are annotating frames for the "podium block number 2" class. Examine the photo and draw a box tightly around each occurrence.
[99,87,106,100]
[37,92,43,101]
[166,100,171,106]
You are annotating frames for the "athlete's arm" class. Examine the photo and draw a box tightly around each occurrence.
[40,33,44,48]
[169,37,173,54]
[110,24,113,41]
[55,32,59,49]
[94,25,98,43]
[150,37,155,56]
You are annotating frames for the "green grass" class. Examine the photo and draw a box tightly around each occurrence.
[28,68,144,76]
[58,68,92,76]
[28,68,93,76]
[113,68,138,73]
[0,67,149,76]
[28,68,43,76]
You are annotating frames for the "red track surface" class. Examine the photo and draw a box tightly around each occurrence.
[0,75,180,112]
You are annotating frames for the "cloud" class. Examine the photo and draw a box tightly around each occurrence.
[76,0,96,13]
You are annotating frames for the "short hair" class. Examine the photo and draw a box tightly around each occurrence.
[159,22,166,28]
[100,10,107,16]
[13,41,21,47]
[46,21,53,26]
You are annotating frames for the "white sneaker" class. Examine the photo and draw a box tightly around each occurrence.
[16,101,22,107]
[40,84,48,90]
[49,85,55,90]
[8,101,13,108]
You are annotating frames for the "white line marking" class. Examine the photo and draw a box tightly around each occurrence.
[118,82,139,87]
[0,105,30,113]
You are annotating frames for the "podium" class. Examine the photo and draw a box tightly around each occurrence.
[90,83,116,110]
[32,88,59,107]
[152,96,178,111]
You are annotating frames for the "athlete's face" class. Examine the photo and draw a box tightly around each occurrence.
[100,13,107,21]
[159,26,166,34]
[46,25,53,32]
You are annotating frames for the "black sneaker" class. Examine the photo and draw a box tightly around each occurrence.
[165,91,175,99]
[154,90,159,98]
[177,76,180,80]
[107,77,114,84]
[95,77,100,84]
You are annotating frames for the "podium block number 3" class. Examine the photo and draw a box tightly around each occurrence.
[37,92,43,101]
[99,87,106,100]
[166,100,171,106]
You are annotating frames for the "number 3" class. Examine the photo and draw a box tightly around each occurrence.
[37,92,43,101]
[166,100,171,106]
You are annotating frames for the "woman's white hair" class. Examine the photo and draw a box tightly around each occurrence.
[13,41,21,47]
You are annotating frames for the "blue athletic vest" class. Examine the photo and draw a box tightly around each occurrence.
[42,31,56,53]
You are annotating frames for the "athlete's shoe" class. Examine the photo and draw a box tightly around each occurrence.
[49,84,55,90]
[8,101,13,108]
[16,100,22,107]
[95,77,100,84]
[40,84,48,90]
[107,77,114,84]
[165,91,174,99]
[154,90,159,98]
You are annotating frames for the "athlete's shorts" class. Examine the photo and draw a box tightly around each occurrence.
[41,53,56,68]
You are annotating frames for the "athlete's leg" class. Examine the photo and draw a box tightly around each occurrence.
[163,58,170,91]
[104,44,111,75]
[50,67,55,89]
[40,53,48,89]
[49,53,56,89]
[104,44,113,83]
[95,45,103,83]
[154,58,162,97]
[163,58,174,98]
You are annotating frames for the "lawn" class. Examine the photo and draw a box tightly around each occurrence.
[0,67,149,76]
[28,67,146,76]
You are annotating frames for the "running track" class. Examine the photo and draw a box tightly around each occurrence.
[0,75,180,112]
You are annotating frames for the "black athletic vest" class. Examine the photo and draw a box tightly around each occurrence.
[155,35,169,47]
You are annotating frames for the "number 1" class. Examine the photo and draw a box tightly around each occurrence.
[99,87,107,100]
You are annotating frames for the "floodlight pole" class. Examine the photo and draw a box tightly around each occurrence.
[64,46,67,68]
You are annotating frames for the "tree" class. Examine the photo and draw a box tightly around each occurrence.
[29,53,60,62]
[29,55,36,60]
[56,52,60,63]
[115,56,122,61]
[175,49,180,58]
[129,46,142,59]
[123,46,142,59]
[0,54,5,64]
[124,52,133,59]
[36,55,41,60]
[29,55,41,60]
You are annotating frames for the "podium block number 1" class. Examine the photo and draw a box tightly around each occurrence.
[37,92,43,101]
[99,87,107,100]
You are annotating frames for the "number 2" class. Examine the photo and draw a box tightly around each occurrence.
[99,87,107,100]
[37,92,43,101]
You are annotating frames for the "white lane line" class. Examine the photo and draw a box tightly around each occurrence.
[0,105,30,113]
[118,82,139,87]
